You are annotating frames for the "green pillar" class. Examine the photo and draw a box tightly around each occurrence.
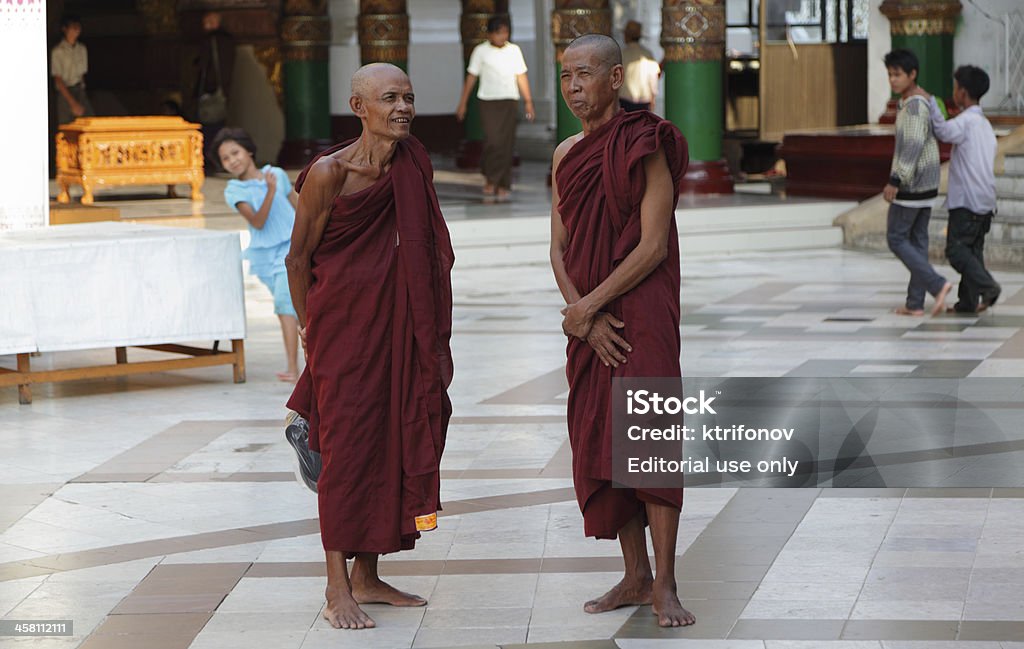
[279,2,332,167]
[552,1,610,143]
[283,59,330,141]
[662,0,732,193]
[881,0,961,100]
[358,1,409,70]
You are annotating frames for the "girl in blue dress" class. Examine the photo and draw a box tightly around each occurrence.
[214,128,300,382]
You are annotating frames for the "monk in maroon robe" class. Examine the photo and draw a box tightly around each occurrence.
[550,35,694,627]
[285,63,454,630]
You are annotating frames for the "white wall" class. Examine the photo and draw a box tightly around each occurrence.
[228,46,285,164]
[956,0,1020,110]
[866,0,891,123]
[1,2,47,229]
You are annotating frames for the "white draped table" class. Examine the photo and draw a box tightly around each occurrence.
[0,222,247,403]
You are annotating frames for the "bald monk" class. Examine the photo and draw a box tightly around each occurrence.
[550,35,694,628]
[285,63,454,630]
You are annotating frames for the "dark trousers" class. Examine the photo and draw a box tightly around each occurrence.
[887,204,947,311]
[56,83,94,125]
[946,207,1001,312]
[478,99,518,190]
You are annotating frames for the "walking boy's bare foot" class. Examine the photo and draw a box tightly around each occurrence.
[276,371,298,382]
[894,306,925,316]
[930,282,953,316]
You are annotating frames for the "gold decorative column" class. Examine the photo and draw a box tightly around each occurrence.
[457,0,509,168]
[358,0,409,69]
[552,0,611,141]
[880,0,961,100]
[280,0,332,166]
[661,0,731,193]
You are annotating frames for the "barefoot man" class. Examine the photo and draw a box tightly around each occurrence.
[550,34,694,628]
[286,63,454,630]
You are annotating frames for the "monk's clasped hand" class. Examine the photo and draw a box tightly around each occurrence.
[586,313,631,368]
[561,301,596,339]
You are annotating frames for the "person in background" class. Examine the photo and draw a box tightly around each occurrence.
[619,20,660,113]
[214,128,300,382]
[455,16,535,202]
[52,15,94,125]
[196,11,235,167]
[914,66,1001,314]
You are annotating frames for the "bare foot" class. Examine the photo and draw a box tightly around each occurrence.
[651,580,696,628]
[323,585,376,629]
[584,576,653,613]
[930,282,953,316]
[894,306,925,316]
[276,371,298,383]
[482,184,496,196]
[352,578,427,607]
[495,188,511,202]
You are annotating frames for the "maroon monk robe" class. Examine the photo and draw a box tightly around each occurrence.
[556,110,688,539]
[287,136,454,555]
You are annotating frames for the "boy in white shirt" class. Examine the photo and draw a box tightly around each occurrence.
[914,65,1000,313]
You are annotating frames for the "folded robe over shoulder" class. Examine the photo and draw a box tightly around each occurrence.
[287,136,454,555]
[556,110,688,539]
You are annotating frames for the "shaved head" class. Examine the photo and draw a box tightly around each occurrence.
[351,62,410,97]
[564,34,622,69]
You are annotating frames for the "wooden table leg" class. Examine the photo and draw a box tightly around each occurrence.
[16,353,31,405]
[116,347,127,364]
[232,339,246,383]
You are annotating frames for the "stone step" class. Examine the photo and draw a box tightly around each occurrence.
[997,194,1024,218]
[995,174,1024,195]
[448,201,850,268]
[928,202,1024,267]
[1004,153,1024,175]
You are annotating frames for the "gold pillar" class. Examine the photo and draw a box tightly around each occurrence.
[358,0,409,68]
[460,0,509,62]
[551,0,611,141]
[551,0,611,61]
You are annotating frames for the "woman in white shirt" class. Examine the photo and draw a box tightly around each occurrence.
[456,17,535,201]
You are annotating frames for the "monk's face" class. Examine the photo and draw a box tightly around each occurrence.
[560,46,623,121]
[351,69,416,141]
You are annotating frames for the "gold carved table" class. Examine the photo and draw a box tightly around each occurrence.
[56,116,205,205]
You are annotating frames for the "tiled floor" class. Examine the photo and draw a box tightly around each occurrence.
[2,166,1023,648]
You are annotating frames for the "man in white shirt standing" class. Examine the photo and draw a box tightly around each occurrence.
[619,20,660,112]
[51,14,93,125]
[915,65,1000,313]
[456,16,534,201]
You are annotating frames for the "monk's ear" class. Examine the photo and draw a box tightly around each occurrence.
[349,95,365,117]
[609,64,624,92]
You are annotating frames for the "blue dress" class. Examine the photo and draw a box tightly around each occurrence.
[224,165,297,316]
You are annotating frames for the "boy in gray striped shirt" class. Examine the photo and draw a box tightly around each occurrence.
[882,49,951,316]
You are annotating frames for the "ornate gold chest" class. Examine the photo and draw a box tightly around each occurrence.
[55,116,205,205]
